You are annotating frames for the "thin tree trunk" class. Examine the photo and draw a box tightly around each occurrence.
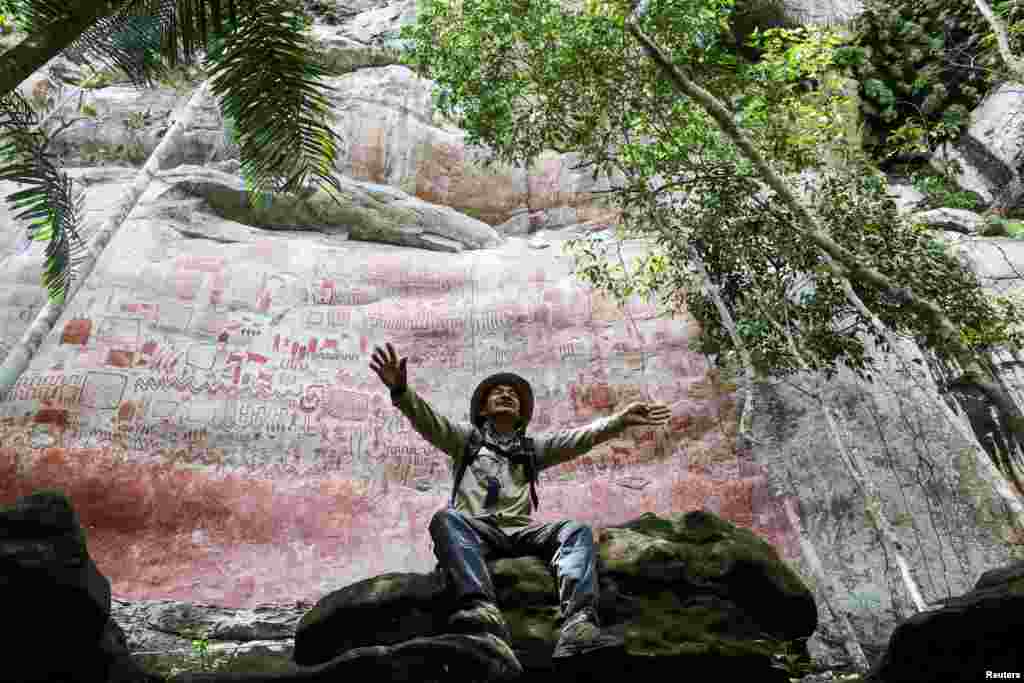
[0,80,212,395]
[693,247,873,673]
[973,0,1024,83]
[686,235,761,447]
[624,8,1024,515]
[0,0,118,99]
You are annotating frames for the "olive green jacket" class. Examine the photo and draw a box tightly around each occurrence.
[391,385,628,529]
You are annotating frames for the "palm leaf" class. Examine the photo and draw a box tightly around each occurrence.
[199,0,345,207]
[0,89,88,304]
[1,0,346,305]
[10,0,177,90]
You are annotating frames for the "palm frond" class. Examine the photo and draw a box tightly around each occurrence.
[59,0,182,91]
[1,0,346,305]
[201,0,346,208]
[0,88,88,304]
[19,0,344,206]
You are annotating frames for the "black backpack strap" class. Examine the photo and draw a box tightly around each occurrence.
[522,436,540,512]
[451,426,483,509]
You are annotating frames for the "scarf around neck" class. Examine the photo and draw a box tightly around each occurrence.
[481,418,524,456]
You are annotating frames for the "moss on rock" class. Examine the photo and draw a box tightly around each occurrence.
[622,592,787,659]
[603,511,811,603]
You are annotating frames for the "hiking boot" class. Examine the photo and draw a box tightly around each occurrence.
[475,632,525,678]
[552,606,620,659]
[448,599,513,644]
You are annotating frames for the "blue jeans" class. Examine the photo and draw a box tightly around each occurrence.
[429,507,599,625]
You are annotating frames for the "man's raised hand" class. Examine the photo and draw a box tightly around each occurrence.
[370,342,408,391]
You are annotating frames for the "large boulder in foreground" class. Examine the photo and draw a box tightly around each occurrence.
[1,489,161,683]
[286,509,816,683]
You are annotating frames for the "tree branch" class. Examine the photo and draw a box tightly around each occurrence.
[621,10,1024,478]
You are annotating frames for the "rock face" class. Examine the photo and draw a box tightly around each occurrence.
[2,0,1024,677]
[744,330,1024,667]
[150,165,504,251]
[929,80,1024,213]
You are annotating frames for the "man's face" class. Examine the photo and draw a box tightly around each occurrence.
[482,384,520,419]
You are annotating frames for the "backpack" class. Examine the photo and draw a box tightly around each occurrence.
[450,426,540,512]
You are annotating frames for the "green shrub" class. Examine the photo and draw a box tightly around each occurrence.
[79,140,147,165]
[909,167,984,211]
[843,0,1024,163]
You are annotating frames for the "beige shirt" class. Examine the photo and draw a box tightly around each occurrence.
[392,386,628,529]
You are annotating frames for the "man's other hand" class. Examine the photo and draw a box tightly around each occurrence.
[619,401,671,427]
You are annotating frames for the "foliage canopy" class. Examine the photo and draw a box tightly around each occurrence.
[398,0,1024,385]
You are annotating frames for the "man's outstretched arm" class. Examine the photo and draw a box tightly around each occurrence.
[535,401,672,471]
[391,383,470,461]
[370,342,469,461]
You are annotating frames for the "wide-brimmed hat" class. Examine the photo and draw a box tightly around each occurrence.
[470,372,534,429]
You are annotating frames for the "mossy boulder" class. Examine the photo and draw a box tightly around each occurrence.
[151,165,503,252]
[291,509,817,682]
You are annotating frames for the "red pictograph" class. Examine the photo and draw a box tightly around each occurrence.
[61,319,92,346]
[327,388,371,421]
[590,383,612,409]
[315,279,336,304]
[177,255,225,272]
[174,270,203,301]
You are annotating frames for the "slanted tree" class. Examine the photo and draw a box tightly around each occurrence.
[397,0,1024,508]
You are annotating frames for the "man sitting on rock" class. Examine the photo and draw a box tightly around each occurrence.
[369,342,671,666]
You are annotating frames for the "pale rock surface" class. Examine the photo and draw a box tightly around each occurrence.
[929,81,1024,211]
[906,207,987,235]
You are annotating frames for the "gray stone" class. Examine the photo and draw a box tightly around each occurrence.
[929,81,1024,211]
[744,327,1024,667]
[884,181,927,215]
[906,207,987,235]
[151,165,504,252]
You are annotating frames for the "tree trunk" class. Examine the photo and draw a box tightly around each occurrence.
[973,0,1024,84]
[623,11,1024,517]
[0,80,213,395]
[0,0,119,99]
